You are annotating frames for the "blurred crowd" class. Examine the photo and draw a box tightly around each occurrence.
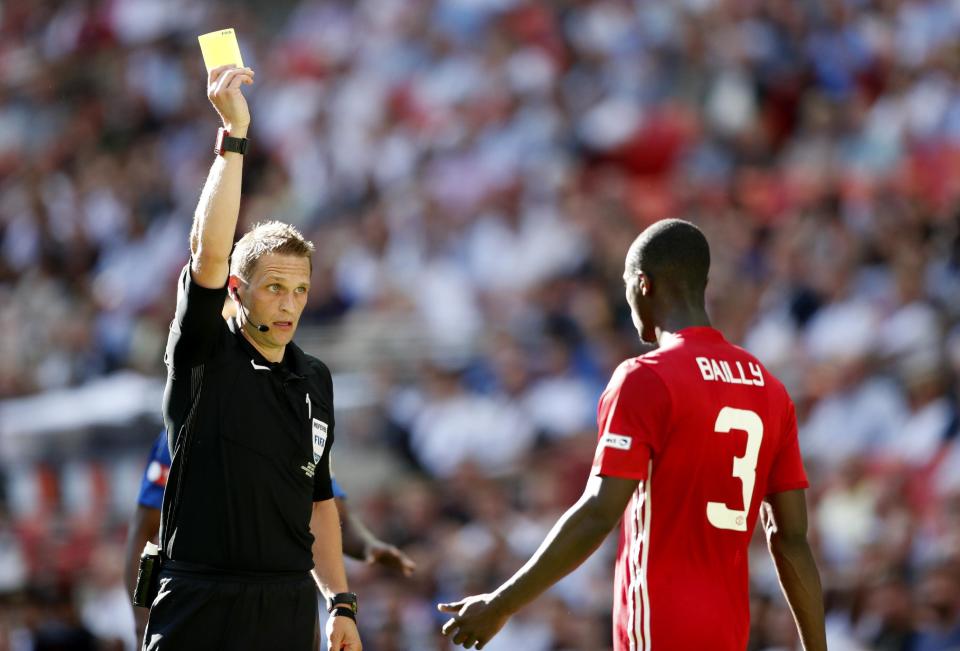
[2,0,960,649]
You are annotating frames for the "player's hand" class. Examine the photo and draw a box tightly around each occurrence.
[365,539,416,576]
[207,65,254,131]
[327,613,362,651]
[437,593,509,649]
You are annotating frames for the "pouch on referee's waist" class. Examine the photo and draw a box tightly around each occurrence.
[132,541,162,608]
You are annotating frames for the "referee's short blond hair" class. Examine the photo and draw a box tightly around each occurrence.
[230,221,315,281]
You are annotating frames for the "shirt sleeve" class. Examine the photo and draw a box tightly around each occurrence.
[313,445,334,501]
[313,365,336,502]
[766,398,809,495]
[165,262,229,368]
[591,362,671,481]
[137,430,171,509]
[328,448,347,499]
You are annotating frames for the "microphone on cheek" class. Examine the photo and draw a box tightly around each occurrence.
[233,289,270,332]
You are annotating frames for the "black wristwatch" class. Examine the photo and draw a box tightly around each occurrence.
[214,127,249,156]
[326,592,358,614]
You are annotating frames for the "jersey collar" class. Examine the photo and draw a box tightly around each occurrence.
[659,326,725,348]
[227,317,309,381]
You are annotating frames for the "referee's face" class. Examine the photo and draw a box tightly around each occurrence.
[239,253,312,350]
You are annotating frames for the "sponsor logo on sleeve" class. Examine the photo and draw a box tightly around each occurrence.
[601,433,632,451]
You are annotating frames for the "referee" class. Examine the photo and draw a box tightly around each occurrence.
[142,65,361,650]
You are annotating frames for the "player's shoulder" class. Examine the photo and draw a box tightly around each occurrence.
[303,353,330,375]
[302,351,329,372]
[612,355,648,378]
[302,352,334,388]
[728,341,789,389]
[610,355,670,395]
[650,329,792,400]
[719,341,793,407]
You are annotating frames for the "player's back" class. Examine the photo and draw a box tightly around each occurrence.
[594,327,807,651]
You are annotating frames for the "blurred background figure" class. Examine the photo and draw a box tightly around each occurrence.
[911,563,960,651]
[1,0,960,649]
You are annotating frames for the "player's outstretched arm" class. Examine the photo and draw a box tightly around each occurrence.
[438,474,637,649]
[190,64,254,289]
[336,498,416,575]
[763,490,828,651]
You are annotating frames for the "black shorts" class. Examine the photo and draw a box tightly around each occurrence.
[142,561,318,651]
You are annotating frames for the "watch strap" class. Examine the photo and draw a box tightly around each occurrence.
[326,591,358,613]
[214,127,249,156]
[331,606,356,622]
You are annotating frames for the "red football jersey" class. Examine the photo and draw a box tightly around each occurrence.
[591,327,808,651]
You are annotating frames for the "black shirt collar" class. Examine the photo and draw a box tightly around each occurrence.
[228,317,308,381]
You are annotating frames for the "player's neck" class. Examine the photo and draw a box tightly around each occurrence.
[241,327,286,363]
[654,307,712,343]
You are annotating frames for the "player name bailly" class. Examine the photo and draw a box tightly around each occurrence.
[696,356,765,386]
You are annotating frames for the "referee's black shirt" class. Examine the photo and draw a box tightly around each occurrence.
[159,263,335,573]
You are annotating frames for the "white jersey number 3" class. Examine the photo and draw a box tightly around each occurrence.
[707,407,763,532]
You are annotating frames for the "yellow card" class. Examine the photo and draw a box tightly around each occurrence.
[198,28,244,73]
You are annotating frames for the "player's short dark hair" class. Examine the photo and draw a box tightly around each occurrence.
[625,219,710,295]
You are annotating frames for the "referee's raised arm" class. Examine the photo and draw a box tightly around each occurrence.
[166,65,254,368]
[190,64,254,289]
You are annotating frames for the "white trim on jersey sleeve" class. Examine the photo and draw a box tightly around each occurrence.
[628,460,654,651]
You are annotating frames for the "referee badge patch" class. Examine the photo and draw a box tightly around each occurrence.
[312,418,328,464]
